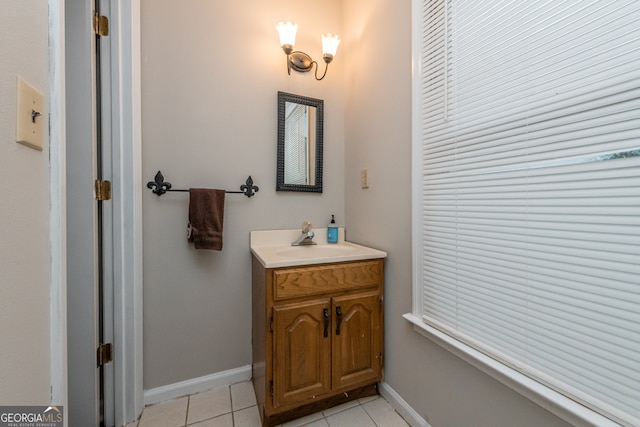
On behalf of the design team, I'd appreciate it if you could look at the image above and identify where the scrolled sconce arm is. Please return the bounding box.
[286,50,332,81]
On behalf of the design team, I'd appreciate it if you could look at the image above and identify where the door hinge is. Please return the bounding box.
[95,179,112,201]
[379,352,384,366]
[97,343,113,367]
[93,12,109,36]
[269,380,274,396]
[269,316,273,332]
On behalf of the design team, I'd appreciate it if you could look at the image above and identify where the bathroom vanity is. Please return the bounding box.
[250,229,387,426]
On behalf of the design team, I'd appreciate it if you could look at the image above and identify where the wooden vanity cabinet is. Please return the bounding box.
[272,298,332,408]
[252,257,384,427]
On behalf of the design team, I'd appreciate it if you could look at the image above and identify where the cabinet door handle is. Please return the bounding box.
[335,306,343,335]
[323,308,330,338]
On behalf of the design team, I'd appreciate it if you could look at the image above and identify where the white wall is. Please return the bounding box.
[140,0,345,389]
[0,1,52,404]
[342,0,572,426]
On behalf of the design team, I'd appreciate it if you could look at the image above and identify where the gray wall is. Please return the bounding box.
[140,0,345,389]
[342,0,572,426]
[0,0,52,404]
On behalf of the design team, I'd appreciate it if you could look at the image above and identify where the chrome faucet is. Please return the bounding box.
[291,221,317,246]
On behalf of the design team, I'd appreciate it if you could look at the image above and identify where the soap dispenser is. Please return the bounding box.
[327,215,338,244]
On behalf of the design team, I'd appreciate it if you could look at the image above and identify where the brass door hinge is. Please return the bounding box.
[269,380,274,396]
[93,13,109,36]
[97,343,113,367]
[269,316,273,332]
[95,179,112,201]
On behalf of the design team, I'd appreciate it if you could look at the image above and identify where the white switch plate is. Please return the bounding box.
[16,77,44,151]
[361,169,369,189]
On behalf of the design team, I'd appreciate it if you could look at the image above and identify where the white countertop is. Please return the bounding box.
[250,228,387,268]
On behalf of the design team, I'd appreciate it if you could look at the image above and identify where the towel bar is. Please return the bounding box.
[146,170,259,198]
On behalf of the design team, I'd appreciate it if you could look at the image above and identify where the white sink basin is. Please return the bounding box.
[274,244,359,259]
[250,229,387,268]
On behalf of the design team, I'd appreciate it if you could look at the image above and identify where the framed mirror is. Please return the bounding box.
[277,91,324,193]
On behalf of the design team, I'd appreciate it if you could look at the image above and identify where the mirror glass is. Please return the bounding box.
[277,91,323,192]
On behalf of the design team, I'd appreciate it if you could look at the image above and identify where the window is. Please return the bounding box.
[411,1,640,425]
[284,103,310,185]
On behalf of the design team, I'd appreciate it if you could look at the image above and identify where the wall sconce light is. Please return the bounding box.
[276,21,340,81]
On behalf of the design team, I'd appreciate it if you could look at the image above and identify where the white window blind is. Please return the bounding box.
[284,102,310,185]
[414,1,640,425]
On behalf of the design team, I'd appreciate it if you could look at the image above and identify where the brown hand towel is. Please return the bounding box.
[187,188,225,250]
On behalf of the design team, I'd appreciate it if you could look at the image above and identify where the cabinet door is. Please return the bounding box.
[273,298,332,408]
[332,291,382,389]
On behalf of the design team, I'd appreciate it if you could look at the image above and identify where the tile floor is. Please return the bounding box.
[124,381,409,427]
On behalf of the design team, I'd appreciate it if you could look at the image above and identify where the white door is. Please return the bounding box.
[65,0,114,425]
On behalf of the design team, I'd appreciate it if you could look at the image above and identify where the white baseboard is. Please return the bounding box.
[143,365,252,406]
[379,381,430,427]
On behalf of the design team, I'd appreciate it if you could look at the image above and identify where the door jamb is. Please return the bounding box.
[49,0,68,417]
[103,1,144,424]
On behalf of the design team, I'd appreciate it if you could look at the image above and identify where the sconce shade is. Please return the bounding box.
[322,33,341,59]
[276,22,298,52]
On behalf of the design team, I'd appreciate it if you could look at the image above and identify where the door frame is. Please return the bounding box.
[49,0,144,425]
[49,0,68,418]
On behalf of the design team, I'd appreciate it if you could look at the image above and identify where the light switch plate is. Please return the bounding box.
[16,76,44,151]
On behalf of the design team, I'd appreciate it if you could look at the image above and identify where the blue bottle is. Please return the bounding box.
[327,215,338,244]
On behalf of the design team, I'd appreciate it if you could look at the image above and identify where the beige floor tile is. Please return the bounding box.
[136,382,401,427]
[187,413,233,427]
[299,418,330,427]
[187,386,232,425]
[232,405,262,427]
[322,400,360,417]
[362,398,409,427]
[281,410,324,427]
[357,395,379,405]
[231,381,257,411]
[325,405,376,427]
[138,396,188,427]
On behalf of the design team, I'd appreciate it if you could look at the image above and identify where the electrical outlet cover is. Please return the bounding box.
[16,76,44,151]
[361,169,369,189]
